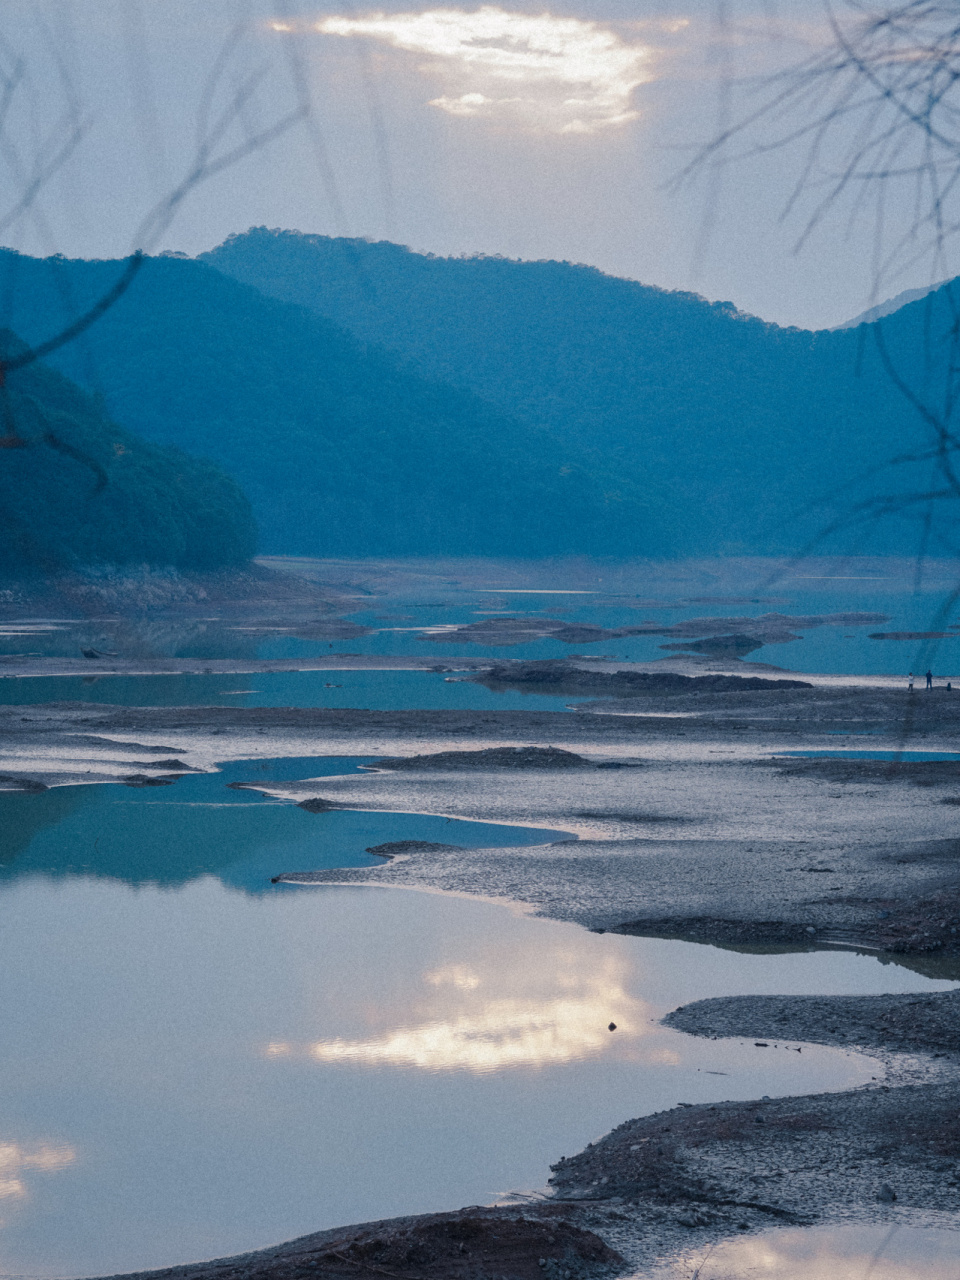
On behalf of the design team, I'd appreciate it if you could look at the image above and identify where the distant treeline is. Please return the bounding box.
[1,233,957,562]
[206,229,960,557]
[0,330,255,572]
[0,249,667,559]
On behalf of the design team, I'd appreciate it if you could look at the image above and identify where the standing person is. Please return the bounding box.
[926,669,933,689]
[908,672,915,691]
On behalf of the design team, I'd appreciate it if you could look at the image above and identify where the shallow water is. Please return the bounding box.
[262,596,960,675]
[0,759,955,1277]
[653,1223,960,1279]
[779,750,960,761]
[254,557,960,676]
[7,556,960,676]
[0,669,586,711]
[0,756,570,893]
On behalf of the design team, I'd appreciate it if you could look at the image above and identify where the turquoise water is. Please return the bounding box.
[0,756,571,893]
[6,556,960,676]
[0,669,587,711]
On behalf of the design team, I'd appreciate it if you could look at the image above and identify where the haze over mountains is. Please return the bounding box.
[2,230,958,567]
[834,281,948,330]
[0,331,254,573]
[206,229,960,557]
[0,250,660,560]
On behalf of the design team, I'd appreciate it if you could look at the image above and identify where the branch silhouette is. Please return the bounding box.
[0,22,309,484]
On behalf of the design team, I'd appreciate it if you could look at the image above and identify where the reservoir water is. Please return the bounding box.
[0,758,955,1277]
[652,1223,960,1279]
[0,669,587,712]
[3,559,960,1277]
[7,555,960,678]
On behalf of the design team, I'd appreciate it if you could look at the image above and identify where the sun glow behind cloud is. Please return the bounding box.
[275,8,655,133]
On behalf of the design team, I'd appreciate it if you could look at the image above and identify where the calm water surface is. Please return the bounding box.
[7,556,960,676]
[653,1223,960,1279]
[0,670,586,712]
[0,759,955,1277]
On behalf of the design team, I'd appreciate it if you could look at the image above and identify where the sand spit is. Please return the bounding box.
[0,653,489,679]
[5,687,960,956]
[81,1013,960,1280]
[544,996,960,1274]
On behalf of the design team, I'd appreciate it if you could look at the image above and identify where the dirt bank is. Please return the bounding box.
[545,986,960,1271]
[87,1209,625,1280]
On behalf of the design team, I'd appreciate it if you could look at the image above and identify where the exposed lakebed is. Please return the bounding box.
[0,756,953,1277]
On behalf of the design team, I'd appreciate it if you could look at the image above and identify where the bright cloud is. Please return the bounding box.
[0,1141,76,1202]
[301,8,653,133]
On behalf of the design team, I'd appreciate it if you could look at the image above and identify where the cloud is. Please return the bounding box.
[302,8,653,133]
[0,1141,76,1203]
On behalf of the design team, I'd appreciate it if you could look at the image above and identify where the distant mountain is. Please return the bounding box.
[833,281,949,330]
[6,233,959,562]
[0,330,255,573]
[0,250,667,558]
[202,228,955,556]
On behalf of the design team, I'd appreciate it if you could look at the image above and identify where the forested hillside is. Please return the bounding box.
[0,251,668,558]
[204,228,954,556]
[0,331,255,572]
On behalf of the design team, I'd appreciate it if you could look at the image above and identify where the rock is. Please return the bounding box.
[374,746,593,771]
[297,797,343,812]
[366,841,465,856]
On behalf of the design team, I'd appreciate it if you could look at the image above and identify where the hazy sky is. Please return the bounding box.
[2,0,956,329]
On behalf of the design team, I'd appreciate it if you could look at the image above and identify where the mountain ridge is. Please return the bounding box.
[0,328,256,572]
[0,248,666,559]
[202,227,953,556]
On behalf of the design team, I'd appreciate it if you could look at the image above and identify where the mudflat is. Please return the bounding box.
[5,662,959,1276]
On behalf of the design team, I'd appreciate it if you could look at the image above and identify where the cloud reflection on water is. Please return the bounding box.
[0,1141,75,1211]
[263,949,676,1073]
[660,1224,960,1280]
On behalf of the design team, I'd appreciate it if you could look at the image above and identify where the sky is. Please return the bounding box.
[1,0,957,330]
